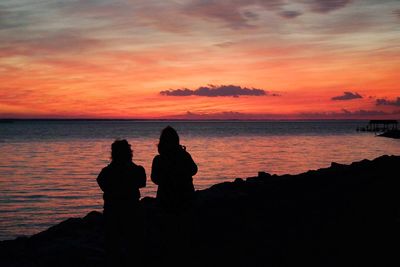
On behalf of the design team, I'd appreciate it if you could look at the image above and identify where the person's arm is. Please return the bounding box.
[136,165,146,188]
[96,168,107,192]
[151,156,162,185]
[183,151,198,176]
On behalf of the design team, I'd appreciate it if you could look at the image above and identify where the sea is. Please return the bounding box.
[0,120,399,240]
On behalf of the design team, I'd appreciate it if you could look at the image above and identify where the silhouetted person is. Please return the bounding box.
[151,126,197,212]
[97,139,146,267]
[150,126,198,265]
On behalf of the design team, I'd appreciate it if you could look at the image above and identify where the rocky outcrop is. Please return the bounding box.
[379,130,400,139]
[1,155,400,267]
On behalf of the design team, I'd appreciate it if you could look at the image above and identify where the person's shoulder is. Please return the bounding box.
[152,154,161,162]
[101,164,112,172]
[181,148,193,158]
[130,162,145,171]
[136,164,145,172]
[98,164,111,177]
[130,163,146,178]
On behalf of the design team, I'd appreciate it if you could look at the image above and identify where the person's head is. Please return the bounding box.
[158,126,180,155]
[111,139,133,163]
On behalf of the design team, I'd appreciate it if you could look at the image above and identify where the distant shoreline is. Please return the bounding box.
[0,118,372,122]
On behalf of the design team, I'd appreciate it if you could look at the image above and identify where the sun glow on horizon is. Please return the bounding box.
[0,0,399,119]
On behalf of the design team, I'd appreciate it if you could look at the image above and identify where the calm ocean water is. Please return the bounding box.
[0,120,399,240]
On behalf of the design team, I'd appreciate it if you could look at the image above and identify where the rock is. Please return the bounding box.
[258,171,271,178]
[378,130,400,139]
[234,177,244,184]
[330,162,343,168]
[1,155,400,267]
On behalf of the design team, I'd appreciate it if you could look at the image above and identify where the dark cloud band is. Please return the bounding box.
[160,85,271,97]
[307,0,353,13]
[376,97,400,107]
[331,92,362,100]
[278,10,302,19]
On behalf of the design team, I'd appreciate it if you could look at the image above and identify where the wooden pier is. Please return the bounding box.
[357,120,398,132]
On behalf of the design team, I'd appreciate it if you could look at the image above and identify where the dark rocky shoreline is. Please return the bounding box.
[378,130,400,139]
[1,155,400,266]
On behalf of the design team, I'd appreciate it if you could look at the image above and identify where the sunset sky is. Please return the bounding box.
[0,0,399,119]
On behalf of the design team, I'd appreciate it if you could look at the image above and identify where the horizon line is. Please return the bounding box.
[0,118,379,122]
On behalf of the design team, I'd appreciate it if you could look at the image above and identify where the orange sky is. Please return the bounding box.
[0,0,399,119]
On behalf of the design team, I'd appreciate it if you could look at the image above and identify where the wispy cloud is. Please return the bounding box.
[340,109,389,116]
[304,0,353,13]
[166,108,399,120]
[0,0,399,119]
[182,0,354,29]
[278,10,303,19]
[183,0,283,29]
[394,9,400,19]
[299,109,399,119]
[376,97,400,107]
[160,85,274,97]
[331,92,362,101]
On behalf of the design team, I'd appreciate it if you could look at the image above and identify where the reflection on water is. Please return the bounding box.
[0,121,399,240]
